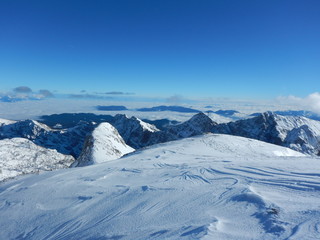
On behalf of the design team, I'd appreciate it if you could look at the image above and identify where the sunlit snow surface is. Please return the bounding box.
[1,134,320,240]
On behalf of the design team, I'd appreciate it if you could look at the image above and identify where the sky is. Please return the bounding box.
[0,0,319,100]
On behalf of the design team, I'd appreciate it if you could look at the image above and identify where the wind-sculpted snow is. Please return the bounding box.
[1,134,319,240]
[0,138,75,181]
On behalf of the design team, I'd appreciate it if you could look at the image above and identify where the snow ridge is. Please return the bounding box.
[74,123,134,166]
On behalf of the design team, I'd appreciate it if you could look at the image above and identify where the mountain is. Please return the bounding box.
[112,114,159,148]
[213,111,320,155]
[0,118,16,126]
[142,118,180,131]
[251,110,320,121]
[0,138,75,181]
[214,109,240,116]
[74,123,134,167]
[274,110,320,121]
[96,105,128,111]
[136,105,200,113]
[112,112,217,148]
[147,112,217,145]
[0,119,95,158]
[1,133,319,240]
[39,113,114,129]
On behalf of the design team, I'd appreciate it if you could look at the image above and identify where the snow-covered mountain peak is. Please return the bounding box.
[186,112,217,131]
[114,114,159,132]
[136,117,159,132]
[0,119,52,140]
[74,122,134,166]
[213,111,320,155]
[0,118,16,126]
[113,114,159,148]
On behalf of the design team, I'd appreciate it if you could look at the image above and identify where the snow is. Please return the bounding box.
[0,134,319,239]
[0,138,75,181]
[74,122,134,166]
[91,123,135,162]
[0,118,16,126]
[273,114,320,141]
[136,118,159,132]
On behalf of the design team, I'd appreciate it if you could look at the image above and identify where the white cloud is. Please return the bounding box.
[276,92,320,114]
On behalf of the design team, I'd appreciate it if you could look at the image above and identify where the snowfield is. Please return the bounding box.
[0,134,319,240]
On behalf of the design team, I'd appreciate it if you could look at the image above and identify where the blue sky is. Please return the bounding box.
[0,0,319,100]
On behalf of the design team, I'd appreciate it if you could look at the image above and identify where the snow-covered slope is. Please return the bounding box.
[213,112,320,155]
[0,138,75,181]
[0,118,16,126]
[1,134,319,240]
[74,123,134,166]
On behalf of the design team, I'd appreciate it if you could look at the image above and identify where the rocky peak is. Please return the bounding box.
[74,122,134,167]
[112,114,159,148]
[186,112,217,132]
[212,111,320,155]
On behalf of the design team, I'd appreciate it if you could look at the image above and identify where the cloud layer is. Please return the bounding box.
[277,92,320,114]
[104,91,135,95]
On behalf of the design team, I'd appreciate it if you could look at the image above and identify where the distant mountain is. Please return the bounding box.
[250,110,320,121]
[111,113,217,148]
[112,114,160,149]
[214,110,240,116]
[39,113,113,129]
[39,113,177,131]
[0,119,95,158]
[146,112,218,145]
[0,118,16,126]
[0,138,75,181]
[74,123,134,167]
[0,96,24,102]
[96,105,128,111]
[142,119,180,131]
[136,105,200,113]
[213,112,320,155]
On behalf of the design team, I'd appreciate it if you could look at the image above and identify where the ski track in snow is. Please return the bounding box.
[0,134,320,239]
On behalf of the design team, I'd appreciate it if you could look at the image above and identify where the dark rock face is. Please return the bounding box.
[112,114,159,149]
[146,112,218,146]
[213,112,283,145]
[111,113,217,148]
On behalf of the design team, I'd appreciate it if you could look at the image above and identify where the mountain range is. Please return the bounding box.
[1,110,320,239]
[1,111,320,181]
